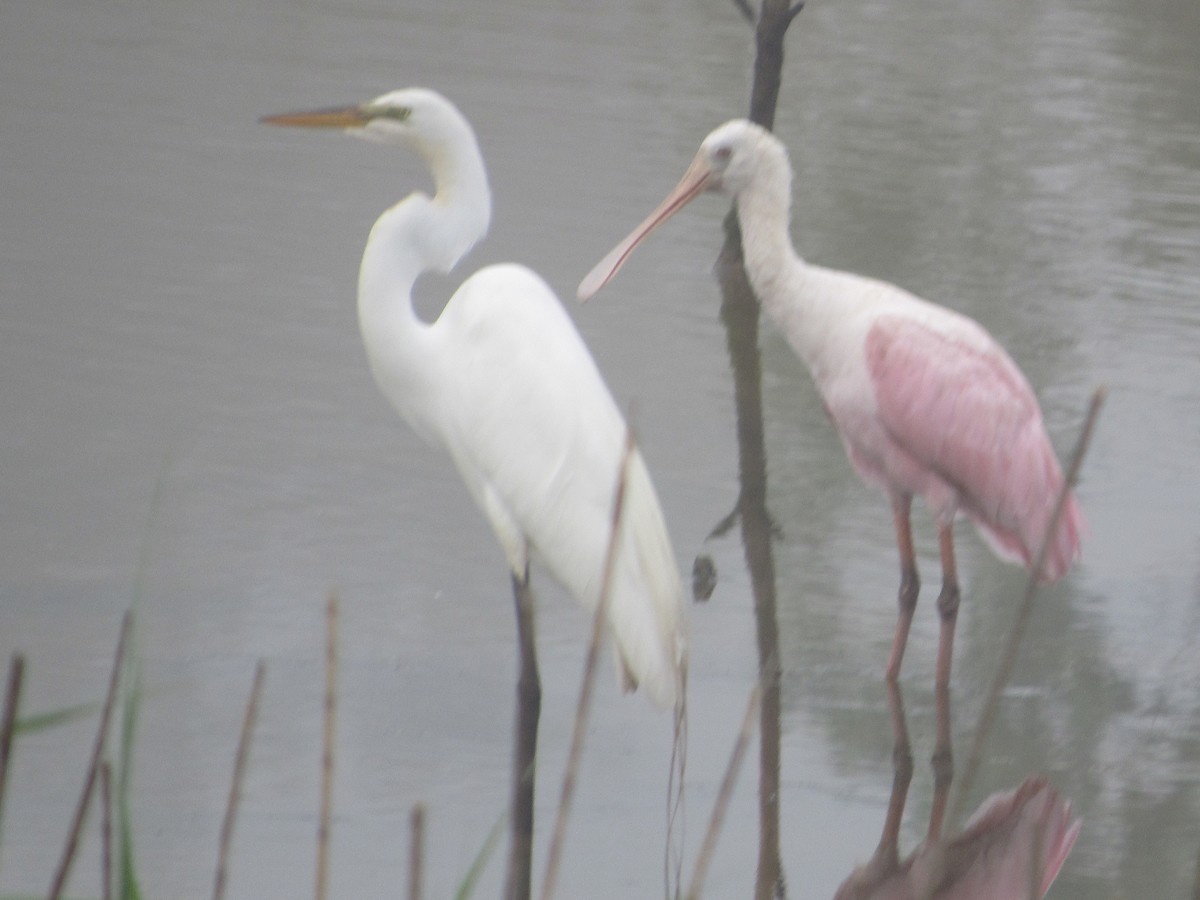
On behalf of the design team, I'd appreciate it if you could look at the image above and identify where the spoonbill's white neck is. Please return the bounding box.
[727,136,805,322]
[717,127,865,385]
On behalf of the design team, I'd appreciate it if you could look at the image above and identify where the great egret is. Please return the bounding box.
[580,119,1083,687]
[263,88,686,900]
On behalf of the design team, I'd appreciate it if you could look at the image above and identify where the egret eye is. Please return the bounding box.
[713,145,733,164]
[366,104,412,122]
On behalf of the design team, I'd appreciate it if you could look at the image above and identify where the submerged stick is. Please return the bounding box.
[213,660,266,900]
[685,680,763,900]
[949,387,1105,827]
[315,594,339,900]
[539,429,637,900]
[47,611,132,900]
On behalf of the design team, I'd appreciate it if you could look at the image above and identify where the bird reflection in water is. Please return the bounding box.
[833,683,1079,900]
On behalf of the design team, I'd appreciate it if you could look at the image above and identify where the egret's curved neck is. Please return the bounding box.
[361,119,492,295]
[356,119,492,438]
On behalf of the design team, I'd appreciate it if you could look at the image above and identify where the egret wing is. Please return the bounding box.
[437,264,685,707]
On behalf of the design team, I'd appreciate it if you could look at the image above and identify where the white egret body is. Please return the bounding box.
[264,88,688,900]
[263,89,686,708]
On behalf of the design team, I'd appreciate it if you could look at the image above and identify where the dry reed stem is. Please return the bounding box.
[100,761,113,900]
[684,680,762,900]
[47,610,132,900]
[408,803,425,900]
[0,654,24,834]
[539,428,637,900]
[948,386,1105,829]
[665,684,689,899]
[315,593,339,900]
[212,660,266,900]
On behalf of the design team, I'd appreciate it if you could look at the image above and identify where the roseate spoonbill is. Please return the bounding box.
[579,119,1084,686]
[834,776,1081,899]
[262,88,686,900]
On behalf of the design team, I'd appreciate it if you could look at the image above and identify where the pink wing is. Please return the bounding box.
[866,316,1083,582]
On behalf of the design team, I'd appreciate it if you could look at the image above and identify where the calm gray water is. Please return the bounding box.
[2,0,1198,897]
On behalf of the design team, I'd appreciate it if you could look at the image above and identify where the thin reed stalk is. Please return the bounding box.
[0,654,25,846]
[539,429,636,900]
[315,593,339,900]
[100,761,113,900]
[948,387,1105,827]
[408,803,425,900]
[47,610,132,900]
[455,809,507,900]
[213,661,267,900]
[685,680,763,900]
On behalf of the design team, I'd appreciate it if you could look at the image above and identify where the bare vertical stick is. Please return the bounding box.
[212,660,266,900]
[684,680,762,900]
[539,429,637,900]
[47,611,132,900]
[408,803,426,900]
[0,653,24,840]
[714,189,787,900]
[315,593,339,900]
[949,387,1104,827]
[100,761,113,900]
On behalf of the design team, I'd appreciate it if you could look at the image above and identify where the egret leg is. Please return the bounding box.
[885,496,920,681]
[505,570,541,900]
[926,526,959,842]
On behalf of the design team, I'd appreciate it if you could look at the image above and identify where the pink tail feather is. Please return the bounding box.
[966,398,1086,584]
[970,490,1085,584]
[1034,493,1085,583]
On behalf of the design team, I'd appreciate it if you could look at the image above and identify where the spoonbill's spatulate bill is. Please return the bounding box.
[580,119,1083,686]
[264,88,687,900]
